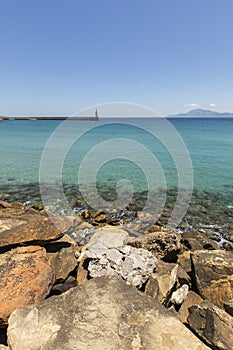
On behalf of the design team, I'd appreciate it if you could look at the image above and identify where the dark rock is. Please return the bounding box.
[80,209,91,220]
[47,245,78,283]
[50,276,77,295]
[182,231,219,251]
[177,291,203,323]
[188,301,233,350]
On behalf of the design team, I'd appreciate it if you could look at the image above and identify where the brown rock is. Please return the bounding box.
[7,276,210,350]
[148,224,164,232]
[177,291,203,323]
[191,250,233,310]
[77,254,89,285]
[188,301,233,350]
[11,202,24,210]
[0,201,11,209]
[80,209,91,220]
[0,246,54,326]
[182,231,219,251]
[145,261,190,306]
[223,300,233,316]
[128,230,182,262]
[0,219,26,234]
[0,215,75,250]
[47,245,78,282]
[177,251,192,273]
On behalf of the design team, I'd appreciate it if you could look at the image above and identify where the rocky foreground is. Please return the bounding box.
[0,200,233,349]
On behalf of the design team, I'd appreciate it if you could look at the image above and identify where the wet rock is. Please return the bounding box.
[0,246,54,326]
[182,231,219,251]
[177,291,203,324]
[80,209,91,219]
[31,203,44,211]
[93,210,106,223]
[222,241,233,251]
[191,250,233,310]
[7,276,210,350]
[128,230,182,262]
[0,215,75,250]
[188,301,233,350]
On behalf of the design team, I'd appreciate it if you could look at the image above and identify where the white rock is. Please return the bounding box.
[170,284,189,305]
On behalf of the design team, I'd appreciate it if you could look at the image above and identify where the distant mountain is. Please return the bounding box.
[169,109,233,117]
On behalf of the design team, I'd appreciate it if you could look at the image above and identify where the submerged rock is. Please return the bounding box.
[7,276,210,350]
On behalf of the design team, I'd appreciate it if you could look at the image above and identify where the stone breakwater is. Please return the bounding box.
[0,200,233,349]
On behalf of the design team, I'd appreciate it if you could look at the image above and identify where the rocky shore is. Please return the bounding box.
[0,199,233,349]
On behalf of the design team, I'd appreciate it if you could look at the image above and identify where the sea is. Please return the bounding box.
[0,117,233,239]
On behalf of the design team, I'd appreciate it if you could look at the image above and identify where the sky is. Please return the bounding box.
[0,0,233,116]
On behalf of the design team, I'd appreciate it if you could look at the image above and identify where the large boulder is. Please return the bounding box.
[191,250,233,310]
[0,246,54,326]
[188,301,233,350]
[0,216,75,251]
[7,276,210,350]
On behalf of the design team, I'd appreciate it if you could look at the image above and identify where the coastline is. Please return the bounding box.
[0,181,233,248]
[0,116,99,121]
[0,196,232,348]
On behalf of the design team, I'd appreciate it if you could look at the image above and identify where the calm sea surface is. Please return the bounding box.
[0,117,233,233]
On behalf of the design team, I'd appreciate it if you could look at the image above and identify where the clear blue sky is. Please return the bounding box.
[1,0,233,116]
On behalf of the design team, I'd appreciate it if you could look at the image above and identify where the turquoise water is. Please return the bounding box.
[0,117,232,194]
[1,117,233,234]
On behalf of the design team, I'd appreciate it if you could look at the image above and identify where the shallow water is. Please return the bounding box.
[0,117,233,235]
